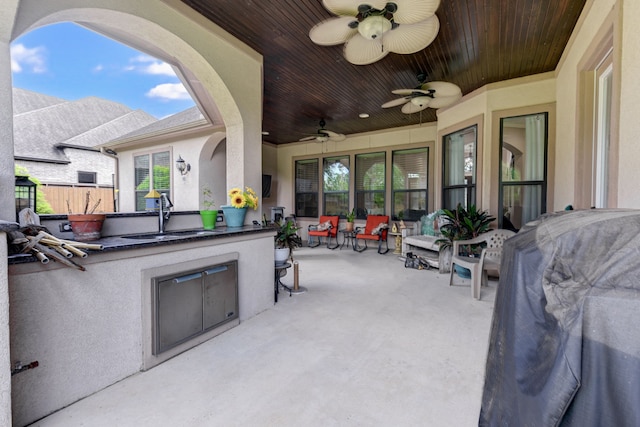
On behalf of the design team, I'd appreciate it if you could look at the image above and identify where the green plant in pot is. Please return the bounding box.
[436,204,495,273]
[274,219,302,264]
[345,208,356,232]
[200,186,218,230]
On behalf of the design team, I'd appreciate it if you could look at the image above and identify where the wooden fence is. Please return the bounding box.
[40,186,115,214]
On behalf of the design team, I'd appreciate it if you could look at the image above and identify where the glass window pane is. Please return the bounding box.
[323,156,349,216]
[355,152,385,217]
[501,114,546,182]
[152,151,170,192]
[442,125,477,210]
[392,148,428,220]
[500,113,547,228]
[323,156,349,191]
[295,159,319,218]
[324,193,348,216]
[502,184,543,229]
[443,126,476,186]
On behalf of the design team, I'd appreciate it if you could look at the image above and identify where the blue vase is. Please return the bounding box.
[221,205,248,227]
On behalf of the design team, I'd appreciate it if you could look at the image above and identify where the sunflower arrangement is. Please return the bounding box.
[228,186,259,210]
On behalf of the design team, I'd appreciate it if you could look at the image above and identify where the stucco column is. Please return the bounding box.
[0,2,17,421]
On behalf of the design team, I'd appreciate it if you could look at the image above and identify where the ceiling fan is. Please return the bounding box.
[299,119,346,143]
[309,0,441,65]
[382,78,462,113]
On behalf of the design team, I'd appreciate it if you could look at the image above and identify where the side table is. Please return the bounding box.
[339,229,357,250]
[274,262,292,303]
[388,231,402,254]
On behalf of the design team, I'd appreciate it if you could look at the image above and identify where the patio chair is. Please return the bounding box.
[354,215,389,254]
[307,215,339,249]
[449,229,516,300]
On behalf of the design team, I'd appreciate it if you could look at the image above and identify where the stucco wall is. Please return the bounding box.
[616,0,640,207]
[9,234,273,426]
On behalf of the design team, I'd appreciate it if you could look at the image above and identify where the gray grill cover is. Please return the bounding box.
[480,209,640,426]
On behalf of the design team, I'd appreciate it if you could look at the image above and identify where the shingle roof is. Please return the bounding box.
[113,106,205,141]
[13,88,157,162]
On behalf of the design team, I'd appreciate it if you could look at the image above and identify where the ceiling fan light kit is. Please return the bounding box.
[310,0,441,65]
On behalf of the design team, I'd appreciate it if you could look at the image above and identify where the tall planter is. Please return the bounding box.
[221,205,248,227]
[199,210,218,230]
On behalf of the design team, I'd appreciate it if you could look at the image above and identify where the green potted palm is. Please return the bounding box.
[436,204,495,273]
[274,219,302,264]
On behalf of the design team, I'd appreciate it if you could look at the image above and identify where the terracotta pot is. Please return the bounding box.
[68,214,106,242]
[344,221,354,232]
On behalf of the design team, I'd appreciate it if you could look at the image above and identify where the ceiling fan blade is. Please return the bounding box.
[322,0,387,16]
[428,93,462,109]
[383,15,440,54]
[309,17,357,46]
[343,33,388,65]
[391,88,432,96]
[299,136,318,142]
[392,0,441,24]
[325,130,346,141]
[382,97,410,108]
[401,101,429,114]
[422,81,462,98]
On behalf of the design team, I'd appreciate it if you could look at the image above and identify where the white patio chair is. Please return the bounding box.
[449,229,516,300]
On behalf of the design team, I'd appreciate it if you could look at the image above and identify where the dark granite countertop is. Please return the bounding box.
[8,225,275,265]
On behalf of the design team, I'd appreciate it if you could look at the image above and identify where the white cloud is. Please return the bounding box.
[93,64,104,73]
[143,62,176,76]
[10,43,47,73]
[127,55,176,76]
[146,83,190,100]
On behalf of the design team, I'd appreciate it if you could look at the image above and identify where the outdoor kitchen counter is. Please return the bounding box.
[8,225,276,265]
[8,224,276,426]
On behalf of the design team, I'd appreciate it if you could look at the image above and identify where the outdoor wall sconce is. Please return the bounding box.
[175,155,191,176]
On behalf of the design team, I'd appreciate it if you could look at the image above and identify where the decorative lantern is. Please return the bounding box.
[15,176,37,220]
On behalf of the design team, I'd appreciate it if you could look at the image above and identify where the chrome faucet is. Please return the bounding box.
[159,193,173,233]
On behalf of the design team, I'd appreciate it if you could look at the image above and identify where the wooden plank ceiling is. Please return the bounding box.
[180,0,587,145]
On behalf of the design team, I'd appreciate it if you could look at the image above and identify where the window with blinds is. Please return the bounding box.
[392,148,428,221]
[134,150,171,211]
[323,156,349,216]
[355,152,385,219]
[295,158,319,218]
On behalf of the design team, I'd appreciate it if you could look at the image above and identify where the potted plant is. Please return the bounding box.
[344,208,356,232]
[436,204,495,274]
[67,191,106,242]
[221,186,259,227]
[274,219,302,264]
[200,186,218,230]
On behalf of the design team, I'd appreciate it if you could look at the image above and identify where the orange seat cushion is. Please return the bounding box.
[356,215,389,240]
[308,215,339,237]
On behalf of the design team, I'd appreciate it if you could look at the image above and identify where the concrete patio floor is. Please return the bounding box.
[33,245,497,426]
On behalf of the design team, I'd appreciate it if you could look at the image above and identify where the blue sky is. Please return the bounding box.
[10,22,195,119]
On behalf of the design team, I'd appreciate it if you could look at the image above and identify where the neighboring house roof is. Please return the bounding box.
[112,106,206,142]
[12,88,158,163]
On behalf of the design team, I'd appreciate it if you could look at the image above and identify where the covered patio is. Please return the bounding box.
[35,246,495,426]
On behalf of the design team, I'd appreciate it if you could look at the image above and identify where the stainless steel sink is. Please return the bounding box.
[120,230,221,240]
